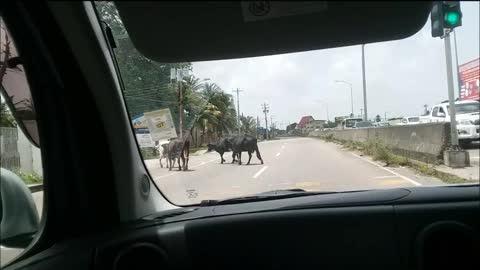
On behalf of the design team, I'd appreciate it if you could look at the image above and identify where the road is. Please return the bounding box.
[464,142,480,166]
[2,137,478,266]
[150,137,450,206]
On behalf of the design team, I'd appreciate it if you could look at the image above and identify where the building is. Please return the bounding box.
[304,120,326,133]
[296,116,315,129]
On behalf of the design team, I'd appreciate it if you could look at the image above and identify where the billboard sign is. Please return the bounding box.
[144,108,177,142]
[131,113,154,148]
[459,58,479,101]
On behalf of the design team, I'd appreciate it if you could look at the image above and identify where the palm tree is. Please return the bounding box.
[200,83,237,137]
[240,115,256,136]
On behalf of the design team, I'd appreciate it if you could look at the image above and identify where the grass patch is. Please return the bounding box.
[13,170,43,185]
[316,135,468,184]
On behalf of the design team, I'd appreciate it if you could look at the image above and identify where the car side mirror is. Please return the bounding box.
[0,168,40,248]
[437,112,446,117]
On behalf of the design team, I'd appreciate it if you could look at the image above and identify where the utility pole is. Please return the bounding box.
[232,88,243,135]
[261,103,269,140]
[256,116,260,139]
[360,108,363,119]
[361,44,368,121]
[384,112,387,122]
[453,29,462,98]
[178,81,183,138]
[270,115,274,139]
[444,31,460,147]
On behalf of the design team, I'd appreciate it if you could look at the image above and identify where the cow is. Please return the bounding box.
[155,141,169,168]
[167,131,192,171]
[230,135,264,165]
[207,137,235,164]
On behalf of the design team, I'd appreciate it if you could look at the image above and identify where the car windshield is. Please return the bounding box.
[448,103,480,114]
[345,119,363,127]
[93,2,480,206]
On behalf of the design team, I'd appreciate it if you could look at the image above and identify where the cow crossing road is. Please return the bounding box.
[150,137,452,205]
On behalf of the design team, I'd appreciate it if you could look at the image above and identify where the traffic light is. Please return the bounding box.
[431,2,445,37]
[443,1,462,29]
[431,1,462,38]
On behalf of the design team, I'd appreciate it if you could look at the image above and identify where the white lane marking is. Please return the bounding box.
[351,153,422,186]
[153,158,220,180]
[253,166,269,179]
[276,152,281,157]
[374,175,398,179]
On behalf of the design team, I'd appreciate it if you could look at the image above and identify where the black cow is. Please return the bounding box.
[230,135,264,165]
[207,137,238,164]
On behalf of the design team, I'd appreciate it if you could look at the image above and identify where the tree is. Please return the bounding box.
[240,115,256,136]
[95,2,191,117]
[0,99,16,127]
[375,115,381,122]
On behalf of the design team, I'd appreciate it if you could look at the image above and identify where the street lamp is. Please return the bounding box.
[335,80,353,117]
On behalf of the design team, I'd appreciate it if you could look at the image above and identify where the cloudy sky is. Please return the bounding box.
[192,2,479,128]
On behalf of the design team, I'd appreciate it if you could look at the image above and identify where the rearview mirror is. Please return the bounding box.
[0,168,40,248]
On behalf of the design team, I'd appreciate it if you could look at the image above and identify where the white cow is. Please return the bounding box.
[155,140,170,168]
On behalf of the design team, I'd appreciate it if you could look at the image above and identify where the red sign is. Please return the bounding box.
[459,58,479,101]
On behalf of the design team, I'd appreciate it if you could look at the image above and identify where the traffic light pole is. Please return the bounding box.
[443,31,459,147]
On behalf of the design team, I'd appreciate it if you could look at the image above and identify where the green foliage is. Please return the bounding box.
[13,170,43,184]
[95,1,191,119]
[240,115,256,136]
[94,2,238,143]
[0,99,16,127]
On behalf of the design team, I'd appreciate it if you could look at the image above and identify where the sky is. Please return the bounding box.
[192,1,479,129]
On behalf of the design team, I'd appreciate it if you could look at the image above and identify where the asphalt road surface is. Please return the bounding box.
[2,137,477,266]
[150,137,449,206]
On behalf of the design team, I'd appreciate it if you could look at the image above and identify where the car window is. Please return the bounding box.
[93,1,480,207]
[1,17,44,267]
[438,107,446,116]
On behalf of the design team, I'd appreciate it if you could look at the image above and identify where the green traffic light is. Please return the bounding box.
[445,11,460,25]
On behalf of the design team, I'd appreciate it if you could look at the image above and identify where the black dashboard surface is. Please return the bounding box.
[7,185,480,270]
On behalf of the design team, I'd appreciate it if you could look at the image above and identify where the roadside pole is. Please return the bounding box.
[444,31,459,147]
[178,81,183,138]
[233,88,243,135]
[453,30,462,98]
[261,103,269,140]
[361,44,368,121]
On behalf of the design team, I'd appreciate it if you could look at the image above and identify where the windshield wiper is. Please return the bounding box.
[200,189,338,206]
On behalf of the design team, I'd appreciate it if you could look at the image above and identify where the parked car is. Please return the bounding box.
[353,121,374,128]
[427,100,480,145]
[374,121,390,127]
[399,116,421,125]
[341,117,363,129]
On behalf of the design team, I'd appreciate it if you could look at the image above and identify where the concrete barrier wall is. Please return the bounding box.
[310,123,450,163]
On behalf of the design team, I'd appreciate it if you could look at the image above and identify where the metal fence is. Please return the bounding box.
[0,127,21,170]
